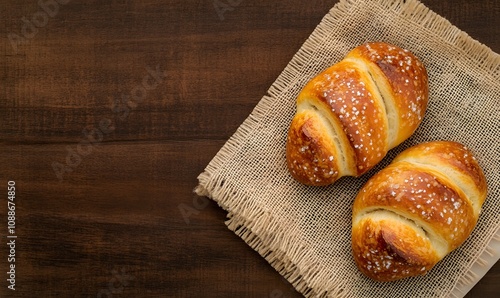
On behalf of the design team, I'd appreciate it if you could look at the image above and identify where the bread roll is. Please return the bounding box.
[351,141,487,281]
[286,42,428,185]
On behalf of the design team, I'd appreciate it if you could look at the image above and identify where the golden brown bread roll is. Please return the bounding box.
[286,42,428,186]
[351,141,488,282]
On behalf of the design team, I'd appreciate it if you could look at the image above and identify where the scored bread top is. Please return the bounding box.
[286,42,429,186]
[352,162,477,253]
[296,60,389,177]
[346,43,429,147]
[392,141,488,215]
[351,141,487,282]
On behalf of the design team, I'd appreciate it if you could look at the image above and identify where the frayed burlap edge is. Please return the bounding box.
[196,0,500,296]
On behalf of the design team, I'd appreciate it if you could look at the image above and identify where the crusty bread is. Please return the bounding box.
[351,141,487,281]
[286,42,428,186]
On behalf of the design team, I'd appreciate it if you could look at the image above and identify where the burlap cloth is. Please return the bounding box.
[196,0,500,296]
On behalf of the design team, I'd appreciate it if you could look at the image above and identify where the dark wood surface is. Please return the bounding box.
[1,0,498,297]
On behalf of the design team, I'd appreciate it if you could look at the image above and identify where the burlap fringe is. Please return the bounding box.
[450,228,500,297]
[196,0,500,296]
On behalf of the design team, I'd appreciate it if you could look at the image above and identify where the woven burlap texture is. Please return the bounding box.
[196,0,500,297]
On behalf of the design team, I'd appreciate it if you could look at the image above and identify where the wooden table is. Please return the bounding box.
[1,0,498,296]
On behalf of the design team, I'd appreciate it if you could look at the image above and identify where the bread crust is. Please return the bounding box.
[286,42,428,186]
[352,141,487,281]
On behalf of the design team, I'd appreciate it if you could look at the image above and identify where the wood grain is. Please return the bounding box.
[1,0,498,297]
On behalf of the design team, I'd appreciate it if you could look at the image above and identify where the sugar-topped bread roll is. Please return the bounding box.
[286,42,428,186]
[351,141,487,281]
